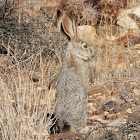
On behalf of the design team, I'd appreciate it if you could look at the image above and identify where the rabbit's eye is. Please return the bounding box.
[83,44,88,48]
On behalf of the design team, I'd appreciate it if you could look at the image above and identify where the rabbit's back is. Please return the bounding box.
[55,65,87,131]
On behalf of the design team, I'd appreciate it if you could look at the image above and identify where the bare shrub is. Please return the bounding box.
[0,1,65,139]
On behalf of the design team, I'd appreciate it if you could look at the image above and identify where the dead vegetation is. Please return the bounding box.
[0,0,140,139]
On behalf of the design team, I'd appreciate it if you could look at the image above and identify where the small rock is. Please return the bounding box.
[104,111,109,116]
[117,6,140,29]
[88,102,94,107]
[89,115,102,122]
[133,88,140,96]
[30,74,39,82]
[101,100,118,111]
[126,108,132,114]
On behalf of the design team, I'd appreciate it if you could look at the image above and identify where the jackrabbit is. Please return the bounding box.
[54,10,95,132]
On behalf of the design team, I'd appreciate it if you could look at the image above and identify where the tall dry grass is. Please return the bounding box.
[0,54,58,139]
[0,1,62,139]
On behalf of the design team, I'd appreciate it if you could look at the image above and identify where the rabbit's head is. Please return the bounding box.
[57,10,95,61]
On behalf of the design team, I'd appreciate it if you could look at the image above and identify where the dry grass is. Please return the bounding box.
[0,1,63,139]
[0,66,51,139]
[0,0,140,139]
[0,52,59,139]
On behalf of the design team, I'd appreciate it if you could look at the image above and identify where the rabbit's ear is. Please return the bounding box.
[57,10,63,31]
[57,10,77,40]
